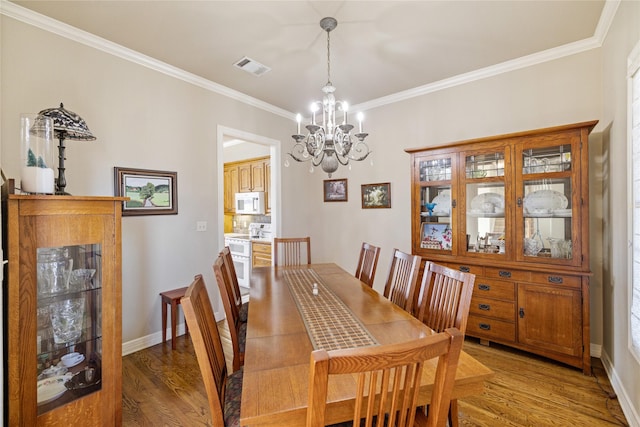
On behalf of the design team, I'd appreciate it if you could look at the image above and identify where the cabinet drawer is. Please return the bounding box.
[484,267,530,281]
[467,315,516,342]
[529,272,581,288]
[473,278,515,301]
[440,262,484,276]
[470,297,515,321]
[252,242,272,254]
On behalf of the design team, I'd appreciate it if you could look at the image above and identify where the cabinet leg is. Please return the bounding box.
[480,339,490,346]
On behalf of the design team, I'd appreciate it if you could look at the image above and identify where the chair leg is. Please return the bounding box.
[448,399,459,427]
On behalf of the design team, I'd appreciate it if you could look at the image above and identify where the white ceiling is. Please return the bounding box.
[10,1,608,115]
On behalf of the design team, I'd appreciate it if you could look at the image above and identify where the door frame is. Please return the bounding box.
[217,125,281,250]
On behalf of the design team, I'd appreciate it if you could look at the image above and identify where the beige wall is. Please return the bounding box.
[2,2,639,422]
[0,16,304,348]
[601,0,640,420]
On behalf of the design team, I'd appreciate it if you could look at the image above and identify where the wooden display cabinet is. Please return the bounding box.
[406,121,597,374]
[3,195,125,425]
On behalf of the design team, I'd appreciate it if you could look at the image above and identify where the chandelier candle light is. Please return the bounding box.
[286,17,371,177]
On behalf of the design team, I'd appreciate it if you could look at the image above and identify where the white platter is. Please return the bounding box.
[37,374,72,405]
[523,190,568,213]
[553,209,572,217]
[524,212,554,218]
[470,192,505,213]
[467,211,505,218]
[431,193,451,215]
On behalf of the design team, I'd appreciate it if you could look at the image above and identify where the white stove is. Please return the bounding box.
[224,223,271,290]
[249,222,273,242]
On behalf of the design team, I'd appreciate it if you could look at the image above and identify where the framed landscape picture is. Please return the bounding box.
[361,182,391,209]
[324,178,348,202]
[114,167,178,216]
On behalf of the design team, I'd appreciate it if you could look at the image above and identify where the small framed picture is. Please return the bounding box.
[324,178,348,202]
[361,182,391,209]
[114,167,178,216]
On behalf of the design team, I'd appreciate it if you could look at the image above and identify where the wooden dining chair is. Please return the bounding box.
[220,246,249,323]
[181,274,243,427]
[213,254,246,372]
[354,242,381,287]
[273,237,311,266]
[415,262,476,427]
[382,249,422,315]
[306,328,464,427]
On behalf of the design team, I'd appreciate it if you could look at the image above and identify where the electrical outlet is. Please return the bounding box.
[196,221,207,232]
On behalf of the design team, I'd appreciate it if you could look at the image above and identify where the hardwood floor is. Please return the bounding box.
[122,321,629,426]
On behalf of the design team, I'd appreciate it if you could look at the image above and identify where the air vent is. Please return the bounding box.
[233,56,271,77]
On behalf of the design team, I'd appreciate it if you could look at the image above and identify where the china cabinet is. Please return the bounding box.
[406,120,597,374]
[3,195,125,425]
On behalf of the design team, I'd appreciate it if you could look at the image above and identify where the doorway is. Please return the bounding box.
[216,125,280,251]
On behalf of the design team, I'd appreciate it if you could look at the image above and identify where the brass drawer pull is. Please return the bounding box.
[479,304,491,311]
[459,266,470,273]
[548,276,564,284]
[479,323,491,330]
[478,284,491,291]
[499,270,512,278]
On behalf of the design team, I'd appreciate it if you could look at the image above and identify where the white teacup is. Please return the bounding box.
[61,352,83,367]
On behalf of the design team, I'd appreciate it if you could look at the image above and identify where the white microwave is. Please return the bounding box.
[235,191,265,215]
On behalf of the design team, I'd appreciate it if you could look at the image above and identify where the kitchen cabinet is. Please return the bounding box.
[4,195,125,425]
[223,164,239,213]
[406,120,597,374]
[264,160,271,213]
[224,156,270,213]
[252,241,272,267]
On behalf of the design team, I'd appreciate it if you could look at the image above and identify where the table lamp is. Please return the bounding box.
[38,103,96,195]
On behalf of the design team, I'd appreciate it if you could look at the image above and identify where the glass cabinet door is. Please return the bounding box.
[516,141,580,265]
[462,151,508,256]
[417,155,454,253]
[36,243,102,414]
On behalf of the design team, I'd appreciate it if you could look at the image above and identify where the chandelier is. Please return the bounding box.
[286,17,371,177]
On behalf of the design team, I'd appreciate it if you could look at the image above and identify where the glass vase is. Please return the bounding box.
[20,113,55,194]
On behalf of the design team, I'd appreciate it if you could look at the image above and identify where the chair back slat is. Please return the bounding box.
[416,262,475,334]
[213,254,244,371]
[181,274,228,427]
[355,242,381,287]
[220,246,243,310]
[273,237,311,266]
[383,249,422,315]
[306,328,464,427]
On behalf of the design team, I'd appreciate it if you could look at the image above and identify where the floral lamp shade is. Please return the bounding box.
[38,103,96,141]
[37,103,96,194]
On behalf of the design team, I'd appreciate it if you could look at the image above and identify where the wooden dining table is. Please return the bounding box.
[240,263,494,426]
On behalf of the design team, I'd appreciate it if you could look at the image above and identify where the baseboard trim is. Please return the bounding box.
[122,309,225,356]
[600,349,640,427]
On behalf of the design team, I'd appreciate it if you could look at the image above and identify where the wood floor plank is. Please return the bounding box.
[122,324,629,427]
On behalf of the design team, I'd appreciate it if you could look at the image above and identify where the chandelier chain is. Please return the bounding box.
[326,30,332,86]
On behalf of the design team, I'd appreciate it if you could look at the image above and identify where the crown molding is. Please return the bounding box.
[355,0,620,112]
[2,0,620,116]
[0,0,294,120]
